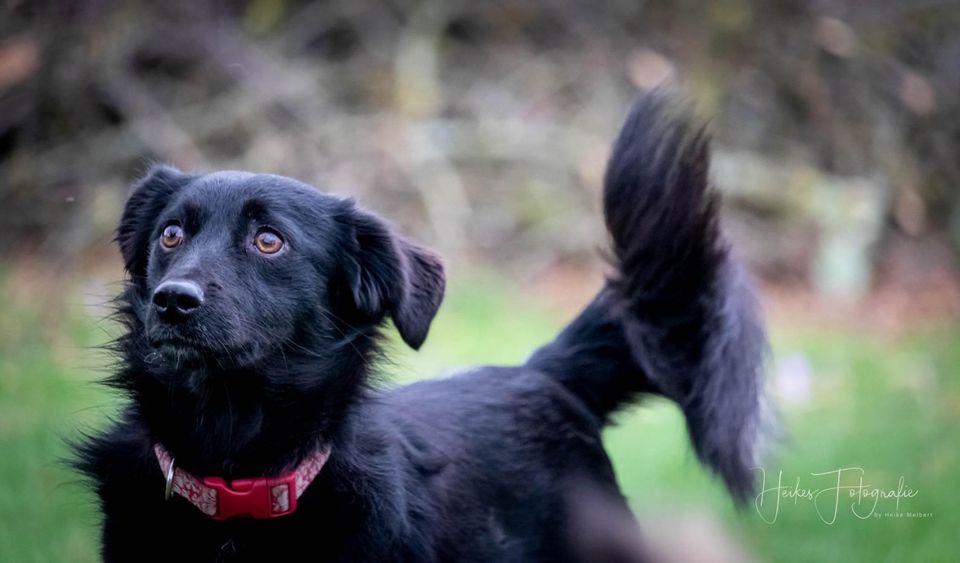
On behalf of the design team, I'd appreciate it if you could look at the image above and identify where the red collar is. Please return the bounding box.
[155,444,331,520]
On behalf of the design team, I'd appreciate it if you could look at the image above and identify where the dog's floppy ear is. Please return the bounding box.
[117,164,193,278]
[340,205,445,350]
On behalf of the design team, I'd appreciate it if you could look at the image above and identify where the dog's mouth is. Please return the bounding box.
[146,321,219,357]
[150,334,203,351]
[146,326,268,370]
[147,320,200,346]
[147,332,211,363]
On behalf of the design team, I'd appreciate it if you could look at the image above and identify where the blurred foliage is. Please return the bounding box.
[1,0,959,295]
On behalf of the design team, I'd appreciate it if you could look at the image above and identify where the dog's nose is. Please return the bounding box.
[152,280,204,321]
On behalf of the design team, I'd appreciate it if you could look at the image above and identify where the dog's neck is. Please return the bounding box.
[115,303,380,478]
[122,352,416,551]
[130,367,411,552]
[130,363,364,477]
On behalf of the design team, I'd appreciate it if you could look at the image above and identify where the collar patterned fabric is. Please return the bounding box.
[154,443,331,519]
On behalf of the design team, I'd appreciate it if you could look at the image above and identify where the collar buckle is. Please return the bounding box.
[203,471,298,520]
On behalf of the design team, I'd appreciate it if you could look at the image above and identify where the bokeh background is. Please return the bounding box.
[2,1,959,561]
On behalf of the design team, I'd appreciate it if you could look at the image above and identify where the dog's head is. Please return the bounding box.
[117,164,445,371]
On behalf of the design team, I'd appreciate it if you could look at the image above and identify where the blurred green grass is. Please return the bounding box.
[1,273,957,562]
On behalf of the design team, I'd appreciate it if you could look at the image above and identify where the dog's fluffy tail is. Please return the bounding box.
[527,92,768,501]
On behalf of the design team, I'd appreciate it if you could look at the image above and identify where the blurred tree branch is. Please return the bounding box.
[0,0,957,293]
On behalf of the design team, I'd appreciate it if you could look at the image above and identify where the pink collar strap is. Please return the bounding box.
[154,443,331,520]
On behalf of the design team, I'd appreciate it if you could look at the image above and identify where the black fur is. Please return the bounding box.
[75,93,767,562]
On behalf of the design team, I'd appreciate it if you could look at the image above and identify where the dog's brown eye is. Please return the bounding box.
[160,224,183,249]
[254,229,284,255]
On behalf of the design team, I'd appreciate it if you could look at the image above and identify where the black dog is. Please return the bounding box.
[76,93,767,562]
